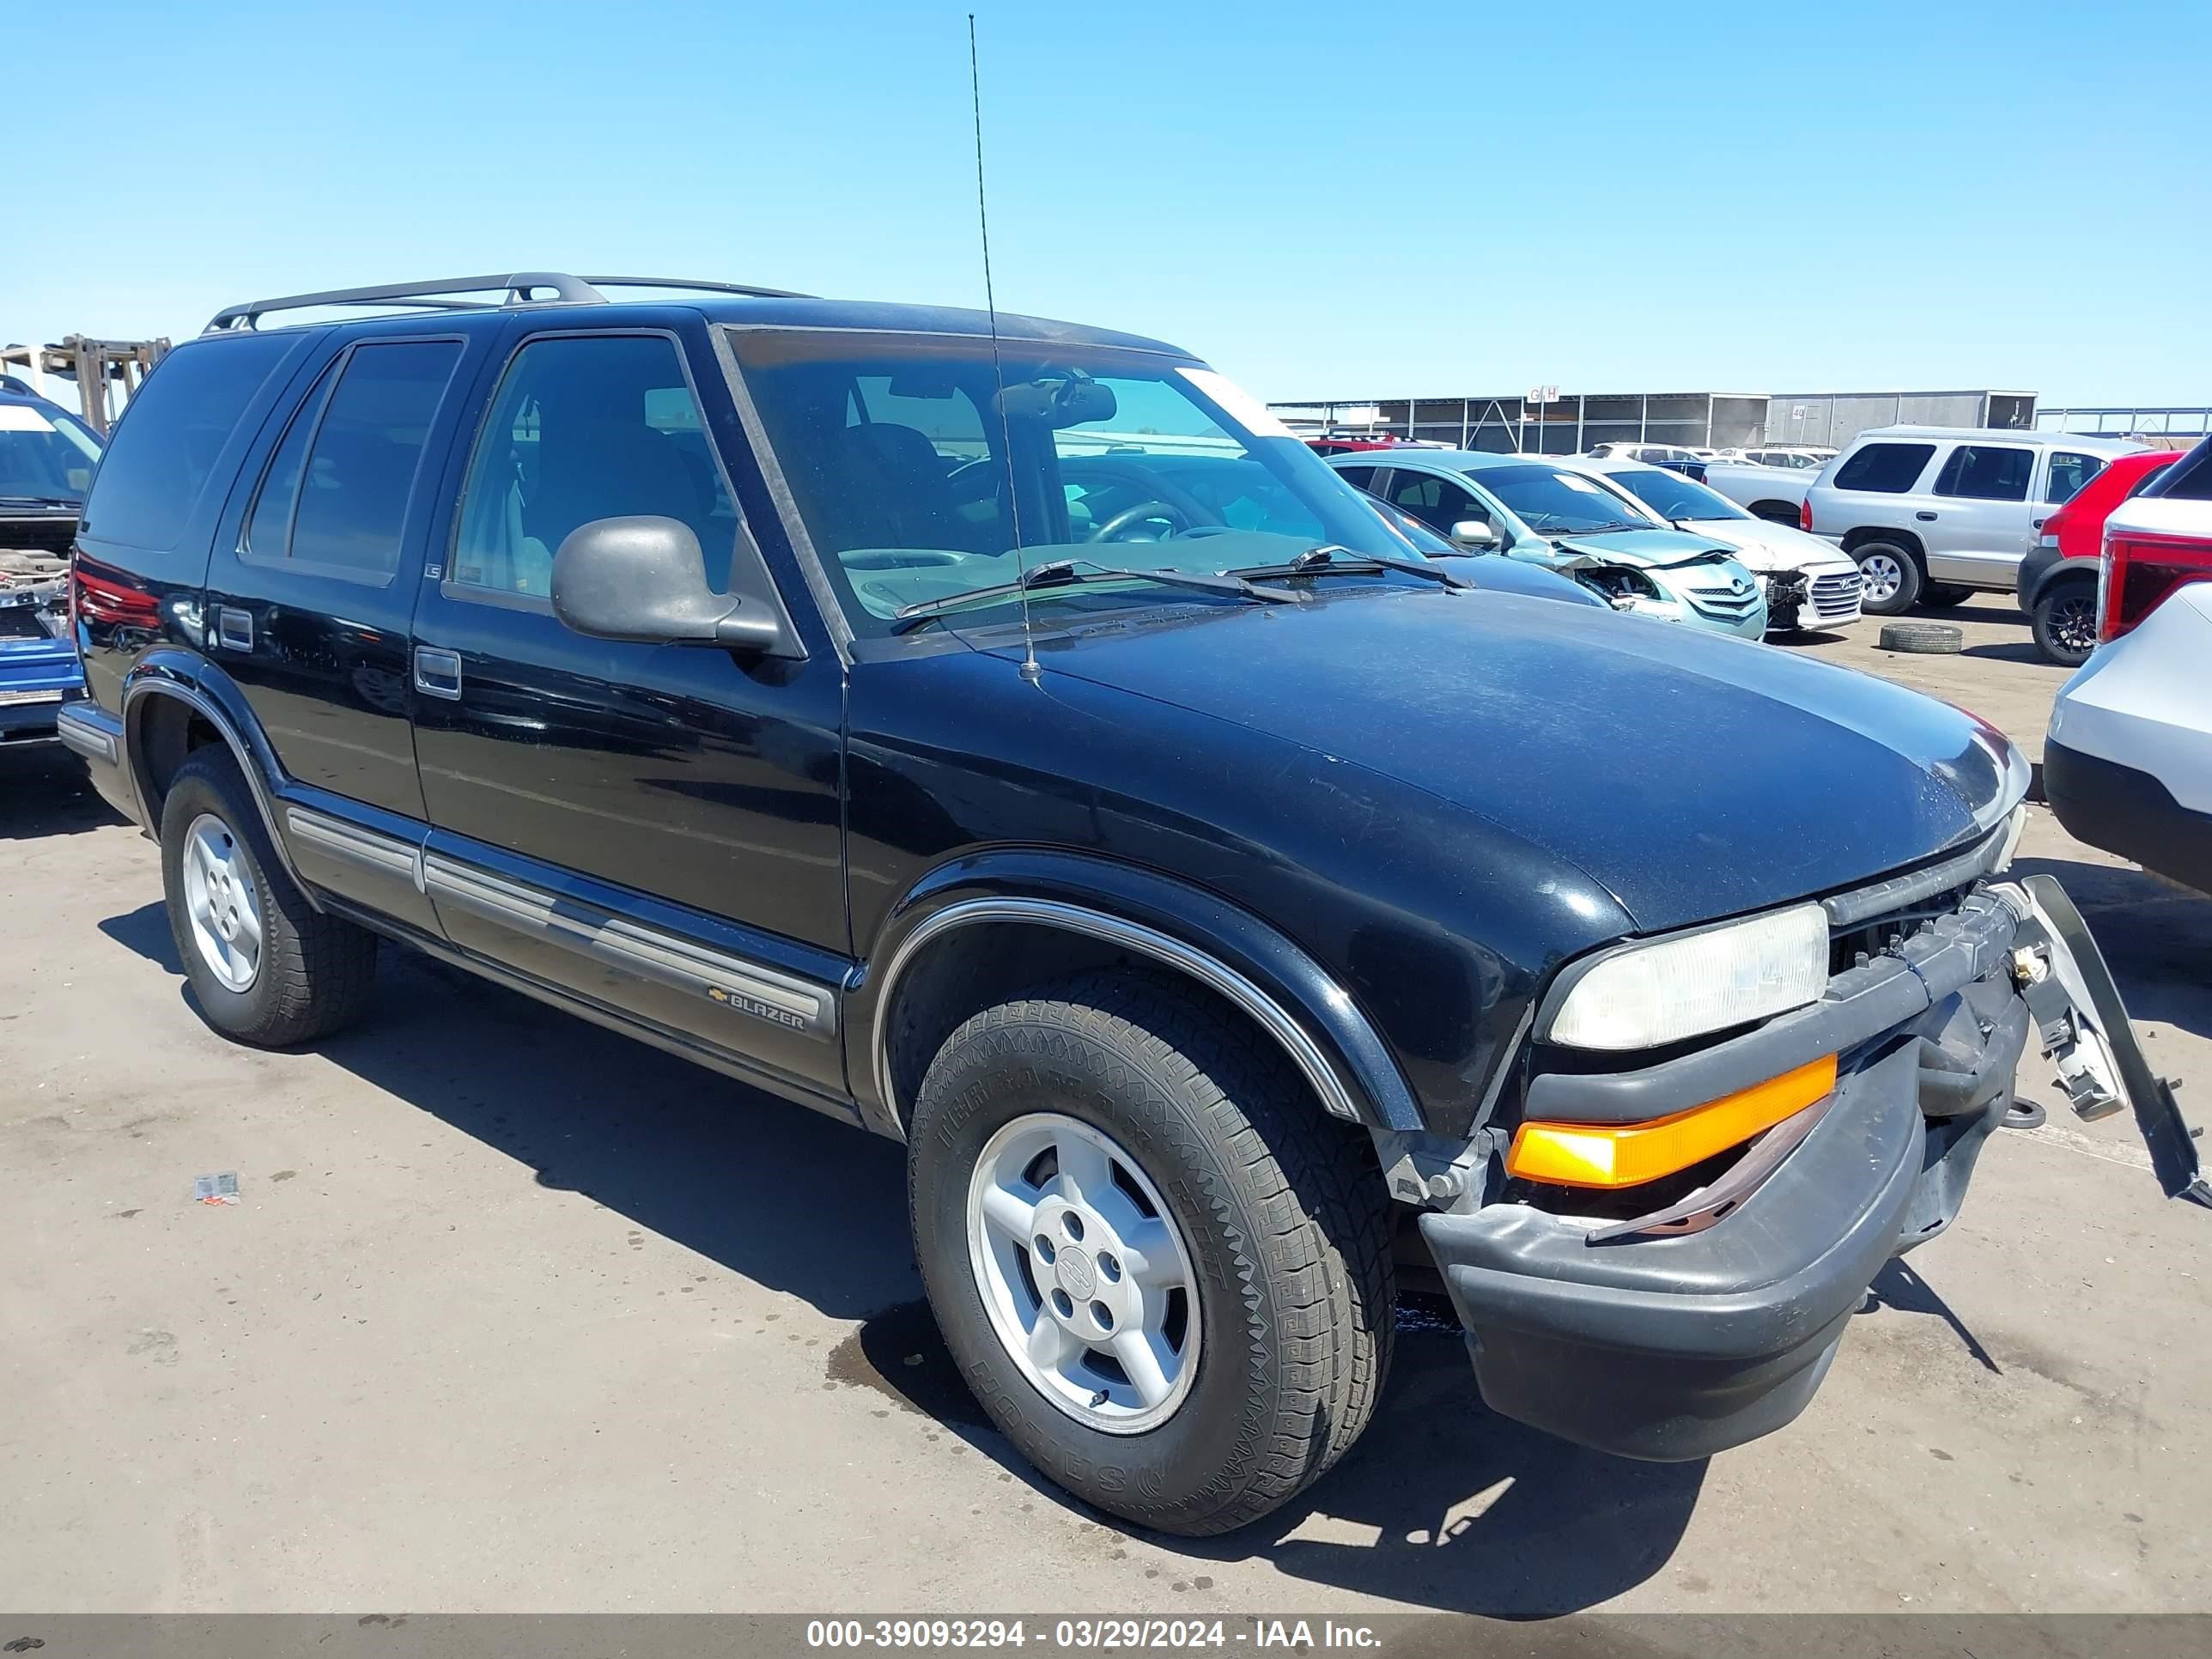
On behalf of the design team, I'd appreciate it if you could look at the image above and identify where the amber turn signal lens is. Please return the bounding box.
[1506,1054,1839,1190]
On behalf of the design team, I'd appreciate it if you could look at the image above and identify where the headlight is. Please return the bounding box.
[1992,801,2028,872]
[1546,902,1830,1050]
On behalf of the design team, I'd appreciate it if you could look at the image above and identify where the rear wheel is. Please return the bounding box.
[160,748,378,1045]
[2032,579,2099,667]
[1853,540,1923,616]
[908,969,1395,1536]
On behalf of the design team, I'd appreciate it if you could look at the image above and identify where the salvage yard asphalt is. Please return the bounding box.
[3,593,2206,1620]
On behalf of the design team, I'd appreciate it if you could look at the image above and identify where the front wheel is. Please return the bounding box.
[908,970,1395,1536]
[1853,540,1923,616]
[2032,580,2099,667]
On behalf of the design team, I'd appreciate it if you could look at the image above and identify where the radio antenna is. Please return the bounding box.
[967,12,1039,681]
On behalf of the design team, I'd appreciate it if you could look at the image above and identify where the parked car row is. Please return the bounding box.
[45,270,2201,1540]
[1802,426,2146,618]
[1328,449,1861,638]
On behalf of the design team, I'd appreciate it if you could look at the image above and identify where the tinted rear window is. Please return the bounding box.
[1832,442,1936,493]
[288,342,462,576]
[82,336,295,550]
[1932,444,2033,501]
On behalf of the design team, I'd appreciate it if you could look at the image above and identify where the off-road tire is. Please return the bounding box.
[2031,578,2099,667]
[160,747,378,1045]
[908,969,1395,1536]
[1878,621,1965,654]
[1854,539,1923,616]
[1921,581,1976,609]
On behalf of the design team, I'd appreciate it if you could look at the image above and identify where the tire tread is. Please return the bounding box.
[161,748,377,1046]
[919,969,1395,1535]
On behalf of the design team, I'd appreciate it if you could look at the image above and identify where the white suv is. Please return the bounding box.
[1804,426,2142,615]
[2046,435,2212,894]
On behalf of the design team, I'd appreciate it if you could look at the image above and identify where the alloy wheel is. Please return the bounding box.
[964,1112,1200,1434]
[181,811,262,992]
[2049,592,2098,658]
[1858,551,1904,606]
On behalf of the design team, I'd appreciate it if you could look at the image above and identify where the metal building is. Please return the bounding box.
[1268,388,2037,454]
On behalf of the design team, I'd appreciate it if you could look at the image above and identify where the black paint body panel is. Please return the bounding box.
[68,294,2021,1144]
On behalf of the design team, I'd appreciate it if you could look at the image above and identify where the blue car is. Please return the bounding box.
[0,377,98,747]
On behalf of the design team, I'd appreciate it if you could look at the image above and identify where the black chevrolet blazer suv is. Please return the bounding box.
[56,273,2203,1537]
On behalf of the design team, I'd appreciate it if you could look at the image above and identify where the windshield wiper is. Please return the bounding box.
[0,495,79,508]
[890,557,1301,632]
[1226,544,1476,591]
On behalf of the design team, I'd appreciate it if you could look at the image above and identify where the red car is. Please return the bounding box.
[2017,447,2185,665]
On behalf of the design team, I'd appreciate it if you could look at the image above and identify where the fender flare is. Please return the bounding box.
[119,650,319,908]
[2022,556,2094,613]
[854,849,1425,1135]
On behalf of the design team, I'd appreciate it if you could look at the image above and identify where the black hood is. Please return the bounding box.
[1015,586,2018,933]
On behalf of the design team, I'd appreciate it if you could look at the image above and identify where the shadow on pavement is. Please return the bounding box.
[1860,1258,1999,1373]
[0,744,127,841]
[98,904,1704,1615]
[2014,853,2212,1042]
[1960,639,2054,665]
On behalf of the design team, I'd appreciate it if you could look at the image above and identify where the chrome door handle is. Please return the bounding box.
[412,647,463,700]
[214,606,253,651]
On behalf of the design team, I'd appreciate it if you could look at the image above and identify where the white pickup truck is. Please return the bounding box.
[1701,459,1822,525]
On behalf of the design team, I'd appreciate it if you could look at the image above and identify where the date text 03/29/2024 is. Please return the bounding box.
[803,1620,1382,1650]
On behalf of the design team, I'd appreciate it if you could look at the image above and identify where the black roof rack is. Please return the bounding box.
[203,272,814,335]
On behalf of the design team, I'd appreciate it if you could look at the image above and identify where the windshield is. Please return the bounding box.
[0,402,102,501]
[1473,465,1652,536]
[727,330,1423,635]
[1607,466,1749,523]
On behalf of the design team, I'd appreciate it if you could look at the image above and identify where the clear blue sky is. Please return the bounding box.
[9,0,2208,410]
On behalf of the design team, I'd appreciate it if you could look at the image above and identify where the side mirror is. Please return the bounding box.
[1449,519,1498,550]
[552,516,792,654]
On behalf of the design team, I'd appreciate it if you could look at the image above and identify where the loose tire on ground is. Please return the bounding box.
[160,747,379,1046]
[1878,621,1964,654]
[1853,540,1923,616]
[908,969,1395,1537]
[2031,579,2100,667]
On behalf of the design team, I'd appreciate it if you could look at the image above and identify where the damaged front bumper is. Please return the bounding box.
[1414,877,2207,1462]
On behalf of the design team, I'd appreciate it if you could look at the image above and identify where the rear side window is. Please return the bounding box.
[1385,470,1482,532]
[1932,444,2032,501]
[244,362,339,559]
[1332,463,1376,489]
[82,336,293,550]
[2126,462,2173,498]
[242,341,463,578]
[1832,442,1936,494]
[2043,451,2105,505]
